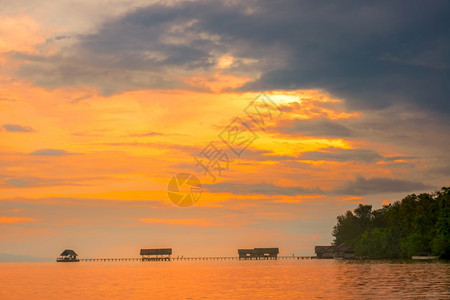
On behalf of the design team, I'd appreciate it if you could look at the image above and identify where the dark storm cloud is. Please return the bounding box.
[2,124,35,133]
[0,177,78,188]
[0,174,106,188]
[300,148,383,163]
[237,0,450,113]
[273,119,353,138]
[204,182,323,196]
[206,176,432,197]
[243,147,390,163]
[30,149,77,156]
[334,176,433,196]
[12,0,450,112]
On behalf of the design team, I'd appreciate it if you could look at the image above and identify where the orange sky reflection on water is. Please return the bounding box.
[0,261,449,299]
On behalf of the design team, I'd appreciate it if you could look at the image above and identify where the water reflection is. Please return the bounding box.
[0,260,448,299]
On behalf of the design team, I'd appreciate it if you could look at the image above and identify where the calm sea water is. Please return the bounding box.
[0,260,448,299]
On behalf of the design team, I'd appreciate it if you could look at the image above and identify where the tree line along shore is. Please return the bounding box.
[332,187,450,259]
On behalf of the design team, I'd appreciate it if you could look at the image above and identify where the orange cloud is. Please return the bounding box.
[216,55,234,69]
[0,77,412,213]
[342,196,364,201]
[0,16,43,53]
[182,71,251,92]
[0,216,38,223]
[139,218,212,227]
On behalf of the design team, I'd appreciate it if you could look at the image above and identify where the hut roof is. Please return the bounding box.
[238,249,255,254]
[336,243,353,253]
[238,248,279,255]
[60,249,77,256]
[314,246,335,253]
[140,248,172,255]
[254,248,279,254]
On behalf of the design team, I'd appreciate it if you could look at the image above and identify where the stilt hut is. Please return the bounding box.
[238,248,279,260]
[315,243,354,259]
[315,246,335,259]
[238,249,255,260]
[334,243,354,259]
[140,248,172,261]
[56,249,79,262]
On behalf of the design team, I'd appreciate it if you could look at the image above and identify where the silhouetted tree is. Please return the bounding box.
[332,187,450,259]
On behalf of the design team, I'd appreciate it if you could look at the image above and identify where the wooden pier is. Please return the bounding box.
[57,247,316,263]
[76,255,316,262]
[79,258,142,262]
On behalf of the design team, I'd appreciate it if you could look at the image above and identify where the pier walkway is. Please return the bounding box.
[78,256,316,262]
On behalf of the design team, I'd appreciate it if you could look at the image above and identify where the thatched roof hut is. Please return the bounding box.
[57,249,79,262]
[60,249,78,257]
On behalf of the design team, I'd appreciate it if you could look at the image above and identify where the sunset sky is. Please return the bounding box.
[1,0,449,258]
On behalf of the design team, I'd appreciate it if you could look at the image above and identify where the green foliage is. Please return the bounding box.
[332,187,450,259]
